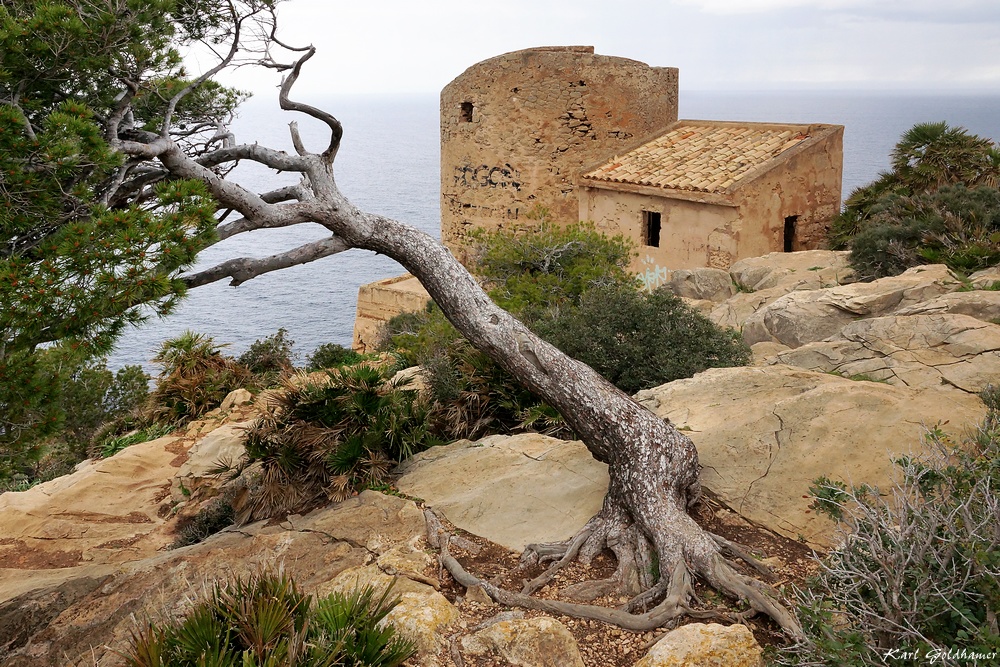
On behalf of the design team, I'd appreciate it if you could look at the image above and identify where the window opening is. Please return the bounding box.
[643,211,661,248]
[783,215,798,252]
[459,102,474,123]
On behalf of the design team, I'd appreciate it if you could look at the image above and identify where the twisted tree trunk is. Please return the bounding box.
[119,44,803,639]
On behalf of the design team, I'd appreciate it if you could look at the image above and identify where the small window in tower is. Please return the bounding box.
[783,215,798,252]
[460,102,474,123]
[643,211,661,248]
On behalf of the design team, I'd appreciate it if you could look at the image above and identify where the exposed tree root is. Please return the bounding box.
[426,507,806,640]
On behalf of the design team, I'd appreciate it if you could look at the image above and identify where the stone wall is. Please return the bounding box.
[441,46,678,262]
[735,125,843,257]
[579,122,843,283]
[352,275,430,352]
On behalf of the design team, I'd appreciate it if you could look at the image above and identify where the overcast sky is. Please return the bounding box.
[209,0,1000,96]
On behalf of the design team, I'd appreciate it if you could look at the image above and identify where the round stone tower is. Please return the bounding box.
[440,46,678,260]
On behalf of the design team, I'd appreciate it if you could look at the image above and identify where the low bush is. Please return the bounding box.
[147,331,251,425]
[536,283,751,395]
[170,488,237,549]
[849,185,1000,280]
[780,389,1000,665]
[233,365,439,523]
[121,570,414,666]
[238,328,296,387]
[307,342,364,371]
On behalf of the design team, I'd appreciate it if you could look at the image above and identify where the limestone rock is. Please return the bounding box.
[173,422,248,500]
[461,617,585,667]
[742,264,961,348]
[0,493,426,666]
[219,387,253,411]
[322,565,458,656]
[0,433,182,571]
[669,268,735,302]
[772,314,1000,393]
[635,623,762,667]
[395,434,609,551]
[894,290,1000,323]
[707,286,788,330]
[728,250,853,293]
[968,266,1000,289]
[634,365,984,546]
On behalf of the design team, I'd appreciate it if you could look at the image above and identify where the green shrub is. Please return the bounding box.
[830,122,1000,251]
[121,570,414,666]
[781,398,1000,665]
[233,365,439,523]
[848,185,1000,279]
[535,283,751,395]
[1,351,150,488]
[473,220,635,319]
[170,489,237,549]
[238,328,296,387]
[148,331,251,425]
[306,342,364,371]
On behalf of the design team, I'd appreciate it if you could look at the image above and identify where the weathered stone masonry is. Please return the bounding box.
[441,46,679,262]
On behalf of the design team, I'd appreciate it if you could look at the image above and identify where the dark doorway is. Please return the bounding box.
[783,215,798,252]
[643,211,661,247]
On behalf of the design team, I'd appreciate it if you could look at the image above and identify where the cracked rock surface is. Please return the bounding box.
[634,365,984,547]
[395,434,609,551]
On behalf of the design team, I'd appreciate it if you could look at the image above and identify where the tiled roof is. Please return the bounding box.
[581,122,811,194]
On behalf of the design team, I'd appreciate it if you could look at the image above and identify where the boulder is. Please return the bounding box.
[461,617,585,667]
[728,250,853,293]
[323,565,459,656]
[707,286,788,330]
[742,264,961,348]
[669,268,735,302]
[772,314,1000,393]
[968,266,1000,289]
[635,623,762,667]
[219,387,253,411]
[395,434,608,551]
[894,290,1000,323]
[635,365,984,546]
[172,422,248,500]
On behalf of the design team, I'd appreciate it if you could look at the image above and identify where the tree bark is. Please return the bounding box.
[117,47,803,638]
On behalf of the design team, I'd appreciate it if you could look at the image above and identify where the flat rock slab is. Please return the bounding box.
[635,365,985,547]
[0,491,426,665]
[395,434,609,552]
[773,314,1000,393]
[0,434,185,572]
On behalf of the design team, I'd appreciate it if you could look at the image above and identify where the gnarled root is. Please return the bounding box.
[427,500,806,640]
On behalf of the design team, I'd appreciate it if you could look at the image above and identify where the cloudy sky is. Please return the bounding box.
[211,0,1000,96]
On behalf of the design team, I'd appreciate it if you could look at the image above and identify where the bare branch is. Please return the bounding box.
[197,143,314,172]
[277,47,343,160]
[161,1,250,134]
[183,235,349,288]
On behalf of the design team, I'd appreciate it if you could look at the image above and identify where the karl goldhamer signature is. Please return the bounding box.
[880,647,999,664]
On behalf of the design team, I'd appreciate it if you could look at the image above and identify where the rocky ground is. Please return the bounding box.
[2,251,998,666]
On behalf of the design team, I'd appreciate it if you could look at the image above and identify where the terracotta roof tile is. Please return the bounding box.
[582,123,811,193]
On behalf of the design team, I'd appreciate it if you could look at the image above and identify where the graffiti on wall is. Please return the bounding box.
[637,254,670,293]
[454,163,522,191]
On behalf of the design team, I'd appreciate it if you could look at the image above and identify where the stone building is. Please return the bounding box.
[579,120,843,289]
[353,47,844,350]
[440,46,679,262]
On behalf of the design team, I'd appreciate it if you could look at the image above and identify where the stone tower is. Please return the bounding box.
[440,46,678,260]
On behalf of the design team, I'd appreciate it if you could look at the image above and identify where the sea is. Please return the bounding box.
[106,91,1000,371]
